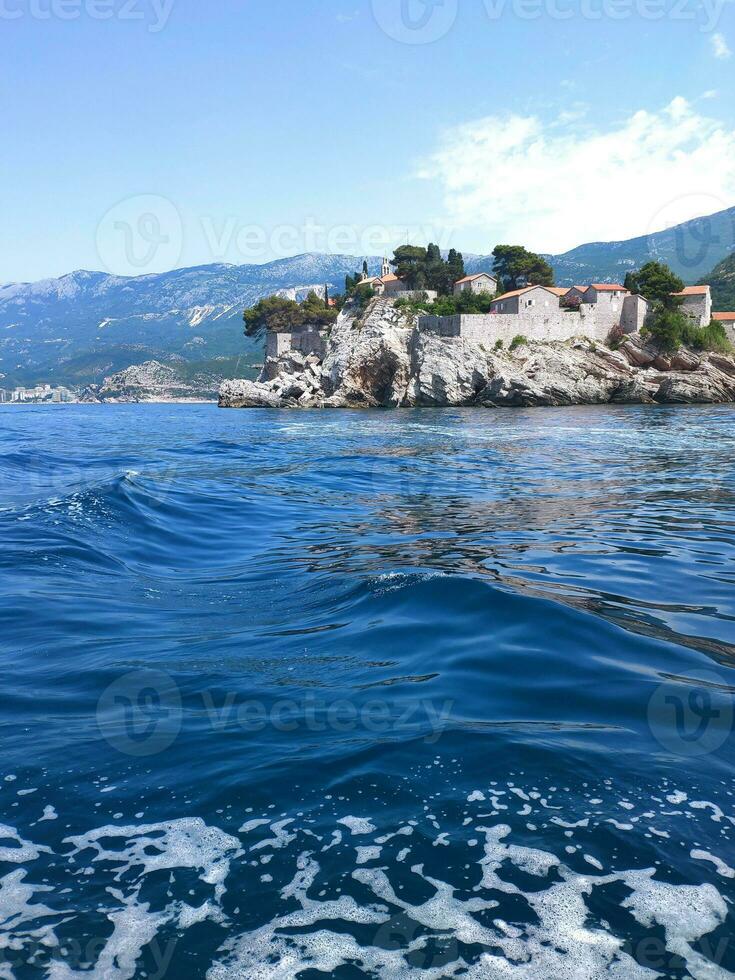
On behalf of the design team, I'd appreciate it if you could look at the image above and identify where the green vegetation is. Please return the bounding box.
[345,271,365,295]
[622,259,730,354]
[624,262,684,307]
[690,320,731,353]
[703,251,735,310]
[352,284,376,310]
[606,324,625,350]
[509,334,528,350]
[643,308,731,354]
[390,244,466,294]
[492,246,554,291]
[243,291,338,338]
[395,289,496,317]
[493,339,504,351]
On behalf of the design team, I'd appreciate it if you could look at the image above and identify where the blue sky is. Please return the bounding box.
[3,0,735,281]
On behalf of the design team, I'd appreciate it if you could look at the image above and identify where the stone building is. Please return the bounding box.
[360,259,438,300]
[489,285,564,314]
[674,285,712,326]
[360,259,404,296]
[713,311,735,343]
[421,281,650,346]
[583,283,627,303]
[453,272,498,296]
[265,326,328,363]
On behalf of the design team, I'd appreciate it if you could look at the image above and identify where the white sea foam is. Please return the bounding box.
[63,818,242,901]
[355,846,382,865]
[691,849,735,879]
[1,780,733,979]
[337,816,376,836]
[0,823,52,864]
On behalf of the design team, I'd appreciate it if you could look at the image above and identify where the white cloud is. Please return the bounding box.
[418,98,735,253]
[711,33,732,59]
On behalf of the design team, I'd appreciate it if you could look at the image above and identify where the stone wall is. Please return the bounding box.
[621,295,649,334]
[392,290,439,301]
[419,307,616,346]
[681,293,712,327]
[266,328,328,360]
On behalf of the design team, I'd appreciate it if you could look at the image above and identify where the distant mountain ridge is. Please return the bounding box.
[0,255,379,389]
[465,206,735,284]
[3,205,734,389]
[707,253,735,311]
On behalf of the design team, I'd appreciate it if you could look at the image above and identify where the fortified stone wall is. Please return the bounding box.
[266,328,328,360]
[418,308,617,346]
[392,290,439,301]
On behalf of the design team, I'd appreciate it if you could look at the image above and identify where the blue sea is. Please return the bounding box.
[1,402,734,979]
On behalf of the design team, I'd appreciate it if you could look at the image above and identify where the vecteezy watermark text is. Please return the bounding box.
[97,669,456,755]
[482,0,727,30]
[2,936,178,980]
[371,0,728,43]
[0,0,175,32]
[94,194,457,276]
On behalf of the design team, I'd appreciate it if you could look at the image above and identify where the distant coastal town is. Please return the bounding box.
[0,383,78,404]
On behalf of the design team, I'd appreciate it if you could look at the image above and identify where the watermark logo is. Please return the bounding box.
[1,935,178,980]
[372,0,458,43]
[0,0,176,32]
[371,0,728,37]
[372,913,460,970]
[645,193,735,273]
[96,194,183,277]
[97,668,182,756]
[648,670,733,757]
[97,676,454,756]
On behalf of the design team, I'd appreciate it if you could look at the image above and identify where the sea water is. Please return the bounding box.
[1,402,733,978]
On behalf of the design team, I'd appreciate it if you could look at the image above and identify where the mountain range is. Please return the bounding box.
[2,206,734,390]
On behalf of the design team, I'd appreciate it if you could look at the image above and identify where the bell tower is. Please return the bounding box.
[381,257,391,278]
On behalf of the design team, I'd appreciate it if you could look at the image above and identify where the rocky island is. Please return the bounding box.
[219,295,735,410]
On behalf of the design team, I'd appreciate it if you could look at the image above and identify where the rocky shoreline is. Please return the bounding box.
[81,360,220,404]
[219,298,735,410]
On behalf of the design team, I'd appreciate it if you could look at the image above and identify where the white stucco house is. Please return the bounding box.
[453,272,498,296]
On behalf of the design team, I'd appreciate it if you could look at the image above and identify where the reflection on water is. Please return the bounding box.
[0,402,733,978]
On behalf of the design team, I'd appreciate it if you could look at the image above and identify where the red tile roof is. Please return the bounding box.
[713,312,735,321]
[674,285,710,296]
[492,285,561,303]
[587,283,626,292]
[492,286,536,302]
[455,273,495,285]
